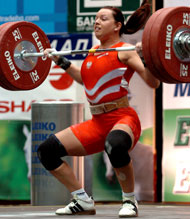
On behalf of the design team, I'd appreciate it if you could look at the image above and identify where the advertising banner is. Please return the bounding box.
[0,120,31,200]
[68,0,142,32]
[163,84,190,202]
[162,0,190,203]
[0,0,68,33]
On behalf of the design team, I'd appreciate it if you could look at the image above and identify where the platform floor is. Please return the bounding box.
[0,203,189,219]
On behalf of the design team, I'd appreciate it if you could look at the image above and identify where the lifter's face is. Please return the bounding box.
[94,8,120,41]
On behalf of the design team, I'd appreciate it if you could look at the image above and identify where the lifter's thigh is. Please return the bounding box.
[55,127,87,156]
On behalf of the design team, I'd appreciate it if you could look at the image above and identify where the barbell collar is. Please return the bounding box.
[173,28,190,62]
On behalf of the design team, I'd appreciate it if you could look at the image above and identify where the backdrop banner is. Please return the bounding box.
[163,84,190,202]
[68,0,142,33]
[0,0,68,33]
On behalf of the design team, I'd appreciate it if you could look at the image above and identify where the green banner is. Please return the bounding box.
[163,109,190,202]
[0,120,30,200]
[68,0,141,32]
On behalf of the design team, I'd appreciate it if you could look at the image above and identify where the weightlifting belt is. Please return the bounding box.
[90,96,129,115]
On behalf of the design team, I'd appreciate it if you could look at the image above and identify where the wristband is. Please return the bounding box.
[56,56,71,70]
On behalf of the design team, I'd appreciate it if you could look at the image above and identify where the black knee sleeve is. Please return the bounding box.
[105,130,132,168]
[37,134,68,171]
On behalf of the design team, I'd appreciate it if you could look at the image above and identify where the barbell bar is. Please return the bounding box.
[0,6,190,91]
[14,46,137,58]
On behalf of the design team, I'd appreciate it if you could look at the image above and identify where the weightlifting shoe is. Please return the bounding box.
[55,195,96,215]
[119,196,138,218]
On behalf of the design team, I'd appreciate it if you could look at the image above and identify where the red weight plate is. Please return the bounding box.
[143,8,179,83]
[0,22,20,90]
[148,7,179,83]
[150,7,190,83]
[0,21,51,90]
[142,8,172,83]
[149,7,181,83]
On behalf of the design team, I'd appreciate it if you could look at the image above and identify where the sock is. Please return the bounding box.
[71,188,90,201]
[122,191,135,197]
[122,191,135,201]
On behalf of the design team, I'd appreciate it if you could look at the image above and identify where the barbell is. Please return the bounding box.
[0,6,190,91]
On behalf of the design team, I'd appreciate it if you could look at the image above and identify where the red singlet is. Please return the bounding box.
[81,42,134,104]
[70,42,141,155]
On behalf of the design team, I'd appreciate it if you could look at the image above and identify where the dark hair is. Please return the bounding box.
[103,0,151,35]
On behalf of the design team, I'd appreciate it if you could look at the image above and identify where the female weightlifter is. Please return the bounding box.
[37,0,160,217]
